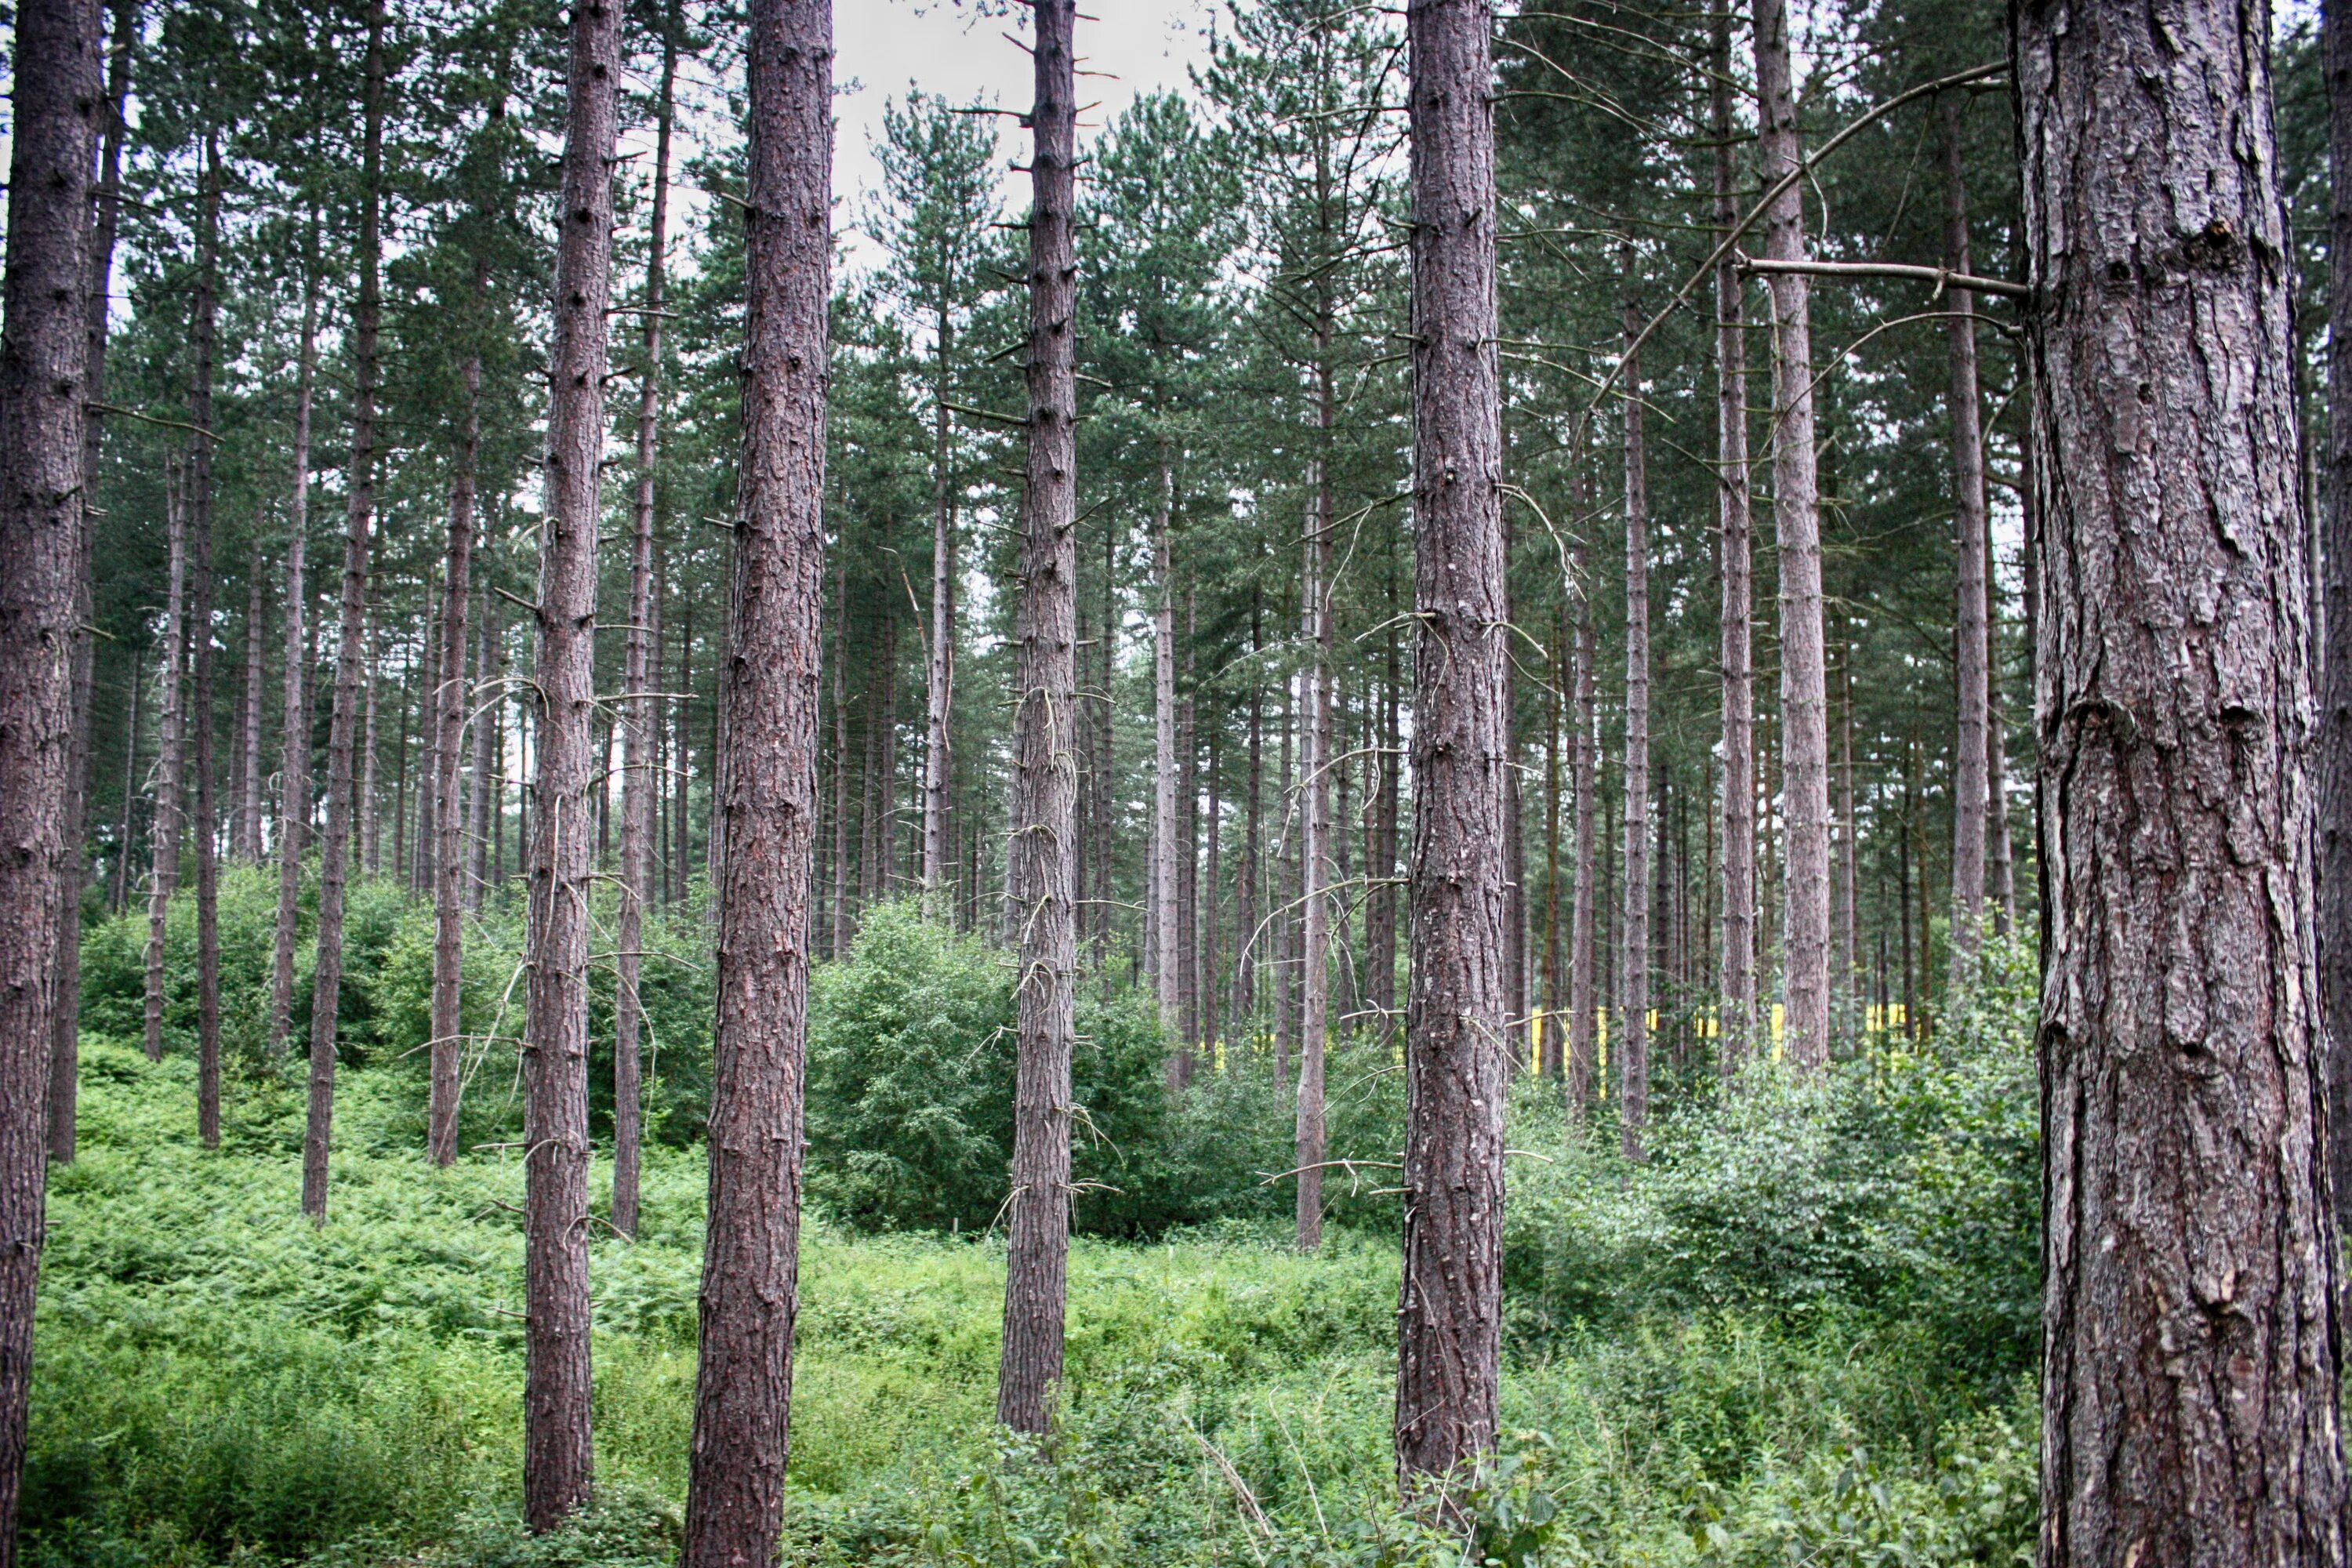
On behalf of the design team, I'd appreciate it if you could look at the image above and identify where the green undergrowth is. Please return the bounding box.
[28,902,2041,1565]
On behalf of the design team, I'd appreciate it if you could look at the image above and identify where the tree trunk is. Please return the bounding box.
[680,2,828,1555]
[1297,439,1333,1250]
[429,256,488,1168]
[2318,0,2352,1247]
[1618,250,1651,1162]
[1940,93,1989,978]
[306,2,385,1222]
[1201,729,1221,1060]
[1751,0,1831,1069]
[1713,0,1755,1077]
[190,136,223,1150]
[238,554,266,862]
[1154,452,1181,1034]
[361,608,381,877]
[52,0,133,1167]
[521,0,622,1529]
[922,299,954,906]
[1370,587,1400,1026]
[1837,651,1859,1017]
[111,666,139,917]
[996,0,1079,1437]
[1567,507,1598,1116]
[1397,0,1508,1497]
[143,468,187,1065]
[2028,0,2349,1554]
[0,0,100,1544]
[612,9,675,1229]
[270,243,318,1057]
[469,595,496,907]
[1985,600,2015,934]
[1541,598,1564,1079]
[1235,640,1261,1036]
[829,554,850,958]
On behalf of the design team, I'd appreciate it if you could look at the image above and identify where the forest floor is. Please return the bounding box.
[22,1036,2038,1567]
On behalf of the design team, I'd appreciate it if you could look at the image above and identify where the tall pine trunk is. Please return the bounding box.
[51,0,134,1163]
[680,1,829,1554]
[238,557,266,862]
[1567,506,1598,1116]
[1297,435,1334,1250]
[1618,251,1650,1162]
[996,0,1080,1436]
[2022,0,2347,1551]
[0,0,100,1548]
[922,301,955,906]
[190,137,223,1151]
[2317,0,2352,1240]
[143,469,187,1065]
[270,243,318,1056]
[1712,0,1755,1075]
[1397,0,1508,1495]
[521,0,623,1528]
[1940,93,1988,976]
[1153,451,1180,1032]
[612,9,676,1231]
[1751,0,1831,1068]
[305,3,386,1221]
[428,254,488,1168]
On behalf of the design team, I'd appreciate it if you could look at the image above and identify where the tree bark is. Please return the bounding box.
[270,243,318,1056]
[1297,442,1333,1250]
[1752,0,1831,1069]
[521,0,622,1530]
[1618,250,1650,1162]
[190,136,223,1152]
[996,0,1079,1437]
[829,554,850,958]
[51,0,132,1167]
[1941,93,1989,978]
[922,296,955,907]
[1713,0,1755,1077]
[429,255,488,1168]
[306,2,386,1221]
[1397,0,1508,1498]
[612,8,676,1228]
[680,2,828,1555]
[2320,0,2352,1247]
[238,553,266,862]
[2024,0,2349,1552]
[0,0,99,1548]
[143,466,187,1065]
[1567,499,1598,1116]
[1154,451,1181,1033]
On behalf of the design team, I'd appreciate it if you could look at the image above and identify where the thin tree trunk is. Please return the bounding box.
[238,551,267,862]
[306,0,386,1223]
[1567,504,1598,1117]
[52,0,133,1167]
[612,9,674,1230]
[1153,449,1180,1035]
[0,0,100,1543]
[189,136,223,1150]
[111,663,139,917]
[1397,0,1508,1497]
[428,254,488,1168]
[1234,641,1261,1036]
[1985,599,2014,934]
[143,467,187,1065]
[1940,93,1988,976]
[1618,249,1650,1163]
[470,595,497,907]
[1713,0,1755,1077]
[1752,0,1831,1069]
[2025,0,2347,1553]
[1837,651,1859,1018]
[829,554,850,958]
[1297,441,1333,1250]
[1541,597,1563,1080]
[270,239,318,1058]
[922,296,955,906]
[1370,582,1400,1027]
[521,0,622,1527]
[996,0,1079,1436]
[680,2,829,1553]
[1201,728,1221,1061]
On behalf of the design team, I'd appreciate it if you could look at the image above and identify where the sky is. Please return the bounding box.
[830,0,1218,269]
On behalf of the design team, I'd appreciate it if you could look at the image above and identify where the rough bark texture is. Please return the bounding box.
[2021,0,2350,1558]
[1397,0,1508,1498]
[143,474,186,1065]
[1752,0,1831,1069]
[1712,0,1755,1076]
[612,13,674,1232]
[2321,0,2352,1250]
[306,5,385,1220]
[0,0,99,1551]
[1619,260,1651,1161]
[52,0,134,1163]
[679,3,828,1557]
[996,0,1080,1437]
[428,257,485,1168]
[270,258,317,1057]
[1941,93,1989,975]
[521,0,623,1530]
[191,140,223,1151]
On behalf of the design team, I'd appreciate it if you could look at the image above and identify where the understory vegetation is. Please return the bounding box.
[27,883,2038,1566]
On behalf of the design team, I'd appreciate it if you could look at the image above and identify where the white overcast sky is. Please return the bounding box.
[830,0,1217,269]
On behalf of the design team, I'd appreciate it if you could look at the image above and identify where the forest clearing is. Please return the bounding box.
[0,0,2337,1563]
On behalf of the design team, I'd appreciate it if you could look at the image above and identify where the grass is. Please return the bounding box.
[23,1036,2035,1566]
